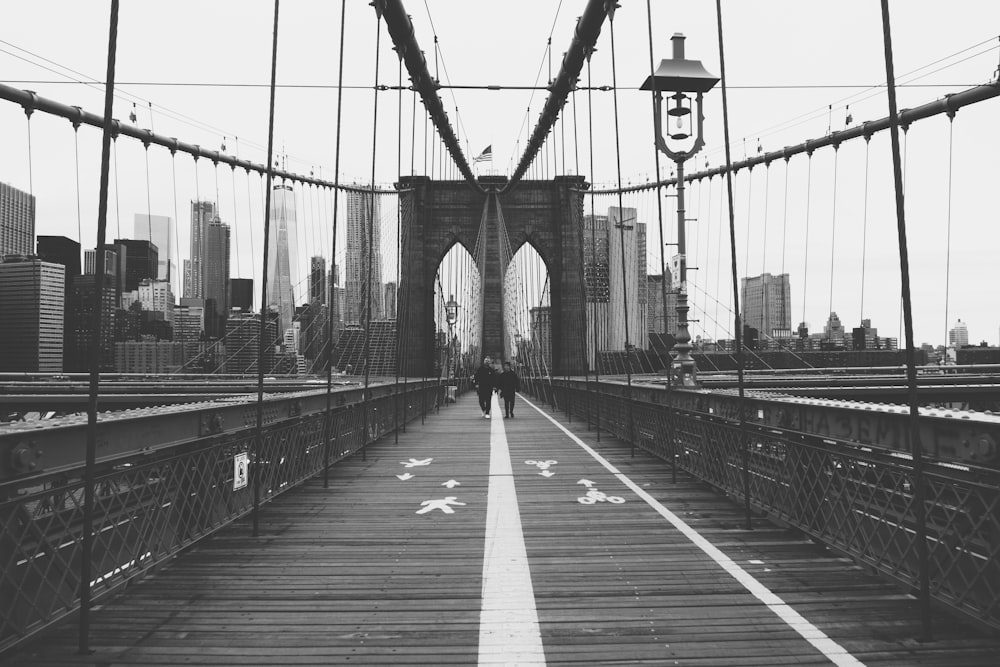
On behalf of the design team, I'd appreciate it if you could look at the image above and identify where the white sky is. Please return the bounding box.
[1,1,998,347]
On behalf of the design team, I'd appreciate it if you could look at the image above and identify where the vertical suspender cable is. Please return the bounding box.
[324,0,347,488]
[585,55,600,441]
[801,155,813,331]
[73,123,83,254]
[943,113,955,356]
[780,157,790,334]
[827,146,840,328]
[715,0,752,530]
[80,0,119,654]
[879,0,930,639]
[362,7,384,459]
[859,137,871,325]
[254,0,281,536]
[394,54,403,443]
[606,5,635,453]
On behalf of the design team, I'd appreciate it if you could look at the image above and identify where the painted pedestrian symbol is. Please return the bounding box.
[416,496,466,515]
[525,460,557,477]
[401,458,433,468]
[576,479,624,505]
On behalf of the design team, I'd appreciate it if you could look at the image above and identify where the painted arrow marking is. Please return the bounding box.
[396,473,414,481]
[539,470,554,478]
[442,480,461,488]
[401,458,433,468]
[415,496,466,515]
[577,479,594,488]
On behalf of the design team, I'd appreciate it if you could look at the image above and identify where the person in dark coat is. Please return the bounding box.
[472,357,496,419]
[497,361,520,418]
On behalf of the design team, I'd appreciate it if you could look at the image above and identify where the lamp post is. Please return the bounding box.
[445,294,459,378]
[641,33,718,387]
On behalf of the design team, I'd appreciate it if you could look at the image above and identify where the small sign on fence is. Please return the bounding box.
[234,452,249,491]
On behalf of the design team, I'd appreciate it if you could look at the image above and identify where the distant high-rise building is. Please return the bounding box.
[345,191,383,324]
[529,306,552,371]
[174,298,205,343]
[230,278,253,312]
[186,201,216,299]
[741,273,792,344]
[225,311,278,374]
[823,312,847,346]
[384,281,397,320]
[203,220,230,338]
[134,214,178,295]
[582,213,610,368]
[115,239,159,292]
[1,182,35,257]
[37,235,81,286]
[949,319,969,348]
[65,274,117,372]
[137,279,175,322]
[267,184,298,336]
[607,207,646,351]
[646,273,677,336]
[0,257,64,372]
[310,256,327,304]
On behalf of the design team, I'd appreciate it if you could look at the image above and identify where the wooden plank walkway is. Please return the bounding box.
[9,391,1000,665]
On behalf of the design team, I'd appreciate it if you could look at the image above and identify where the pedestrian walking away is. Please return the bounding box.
[497,361,520,418]
[472,357,496,419]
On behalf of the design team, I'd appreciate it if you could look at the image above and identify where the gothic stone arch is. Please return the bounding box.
[398,175,587,376]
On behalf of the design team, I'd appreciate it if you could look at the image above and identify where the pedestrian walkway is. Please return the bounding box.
[9,391,1000,665]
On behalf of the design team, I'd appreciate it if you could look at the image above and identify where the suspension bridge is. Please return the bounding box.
[1,0,999,664]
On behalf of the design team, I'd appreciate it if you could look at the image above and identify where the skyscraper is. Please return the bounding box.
[115,239,159,292]
[607,207,647,351]
[230,278,253,312]
[266,184,298,336]
[345,191,383,324]
[203,220,230,338]
[949,319,969,348]
[0,182,35,257]
[66,274,117,371]
[134,214,178,296]
[741,273,792,344]
[186,201,216,299]
[310,256,327,304]
[0,257,64,372]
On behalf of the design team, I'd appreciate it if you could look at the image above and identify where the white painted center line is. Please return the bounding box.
[478,394,546,666]
[523,396,865,667]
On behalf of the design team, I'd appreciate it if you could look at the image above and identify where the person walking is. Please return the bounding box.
[472,357,496,419]
[497,361,520,418]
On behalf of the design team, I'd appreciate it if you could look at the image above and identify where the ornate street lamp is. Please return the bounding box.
[641,33,718,387]
[444,294,459,378]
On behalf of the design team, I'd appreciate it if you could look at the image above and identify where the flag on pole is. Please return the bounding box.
[473,145,493,163]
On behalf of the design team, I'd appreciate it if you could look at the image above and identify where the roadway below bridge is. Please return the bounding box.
[8,391,999,665]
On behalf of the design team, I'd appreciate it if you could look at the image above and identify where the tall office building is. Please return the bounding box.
[37,236,81,287]
[266,184,298,336]
[137,279,175,322]
[0,257,64,372]
[824,311,846,345]
[310,256,327,304]
[115,239,159,292]
[646,273,677,337]
[134,214,178,295]
[344,191,383,324]
[384,281,397,320]
[230,278,253,312]
[1,182,35,257]
[607,207,647,351]
[204,220,231,338]
[741,273,792,343]
[65,274,117,371]
[225,311,278,374]
[949,319,969,348]
[583,213,610,368]
[185,201,216,299]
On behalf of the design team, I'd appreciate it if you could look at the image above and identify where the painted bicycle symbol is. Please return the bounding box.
[576,479,624,505]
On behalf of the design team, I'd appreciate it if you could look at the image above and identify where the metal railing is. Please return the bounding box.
[525,377,1000,634]
[0,379,458,655]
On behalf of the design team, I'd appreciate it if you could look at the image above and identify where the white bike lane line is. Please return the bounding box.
[521,395,867,667]
[478,394,546,665]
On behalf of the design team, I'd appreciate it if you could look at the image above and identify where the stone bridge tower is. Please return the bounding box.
[397,175,587,377]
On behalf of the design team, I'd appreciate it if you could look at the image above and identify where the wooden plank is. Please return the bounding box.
[7,391,1000,666]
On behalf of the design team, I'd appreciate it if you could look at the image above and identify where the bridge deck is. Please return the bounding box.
[10,392,1000,665]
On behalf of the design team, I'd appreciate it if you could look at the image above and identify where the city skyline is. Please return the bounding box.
[1,2,999,347]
